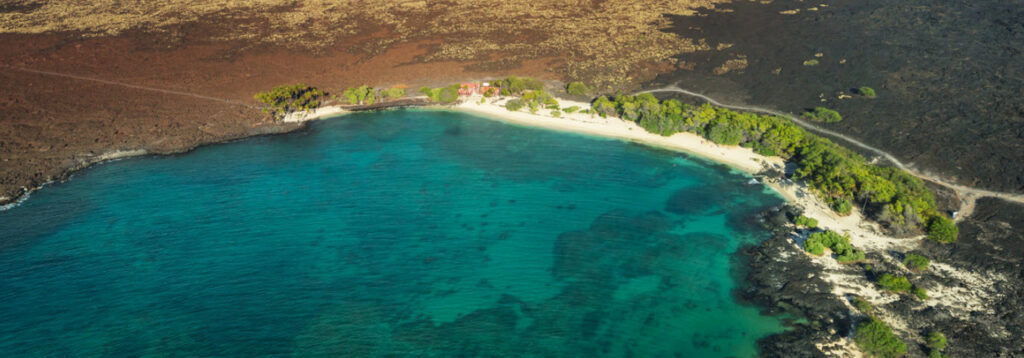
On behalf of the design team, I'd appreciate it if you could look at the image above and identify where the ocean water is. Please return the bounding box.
[0,110,786,357]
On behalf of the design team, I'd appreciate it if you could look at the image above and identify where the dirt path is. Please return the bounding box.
[639,85,1024,218]
[1,65,258,109]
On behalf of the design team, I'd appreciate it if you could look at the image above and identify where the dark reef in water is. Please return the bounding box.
[734,205,852,357]
[737,200,1024,357]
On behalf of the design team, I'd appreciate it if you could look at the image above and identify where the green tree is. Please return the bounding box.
[858,86,877,98]
[802,107,843,123]
[438,86,460,104]
[505,98,526,111]
[853,296,874,315]
[253,84,325,117]
[566,81,589,96]
[707,122,744,145]
[926,331,947,351]
[551,110,562,118]
[591,96,616,117]
[877,273,912,293]
[902,253,930,271]
[343,85,375,105]
[927,216,958,243]
[385,87,406,99]
[528,100,539,113]
[912,286,928,300]
[794,215,818,228]
[854,317,907,358]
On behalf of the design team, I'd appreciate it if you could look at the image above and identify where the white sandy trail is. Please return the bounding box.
[639,85,1024,216]
[1,65,258,109]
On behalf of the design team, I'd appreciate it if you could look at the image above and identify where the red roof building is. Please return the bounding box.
[458,83,479,96]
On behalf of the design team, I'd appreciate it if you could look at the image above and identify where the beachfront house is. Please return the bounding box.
[458,82,479,96]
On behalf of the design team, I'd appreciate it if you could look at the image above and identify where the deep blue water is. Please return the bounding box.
[0,110,786,357]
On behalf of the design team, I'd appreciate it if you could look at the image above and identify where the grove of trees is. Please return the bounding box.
[253,84,325,117]
[588,93,954,237]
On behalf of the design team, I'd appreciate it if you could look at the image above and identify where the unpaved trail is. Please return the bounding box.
[638,85,1024,218]
[2,65,259,109]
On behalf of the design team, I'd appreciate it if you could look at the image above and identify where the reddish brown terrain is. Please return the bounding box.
[0,33,562,203]
[0,0,730,204]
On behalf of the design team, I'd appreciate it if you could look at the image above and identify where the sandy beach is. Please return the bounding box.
[449,95,1005,354]
[278,94,1002,354]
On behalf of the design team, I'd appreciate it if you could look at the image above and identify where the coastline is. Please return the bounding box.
[4,93,1004,355]
[447,96,1009,355]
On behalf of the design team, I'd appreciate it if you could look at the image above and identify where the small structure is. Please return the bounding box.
[480,82,497,95]
[458,82,479,96]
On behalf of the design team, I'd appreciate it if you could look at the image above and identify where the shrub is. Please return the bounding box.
[385,87,406,99]
[877,273,912,293]
[926,331,947,351]
[253,84,325,117]
[438,85,460,104]
[505,99,526,112]
[853,296,874,315]
[854,317,907,358]
[343,85,375,105]
[566,81,589,96]
[581,93,943,231]
[912,286,928,300]
[528,100,539,113]
[498,76,544,95]
[804,238,826,256]
[707,123,744,145]
[802,107,843,123]
[420,85,459,104]
[830,197,853,215]
[837,249,866,264]
[927,216,958,244]
[551,110,562,118]
[794,215,819,228]
[858,86,877,98]
[903,253,930,271]
[563,105,580,113]
[804,230,861,263]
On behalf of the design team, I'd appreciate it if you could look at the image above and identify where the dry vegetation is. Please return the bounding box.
[0,0,730,90]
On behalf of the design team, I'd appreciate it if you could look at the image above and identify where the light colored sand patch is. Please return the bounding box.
[926,262,1007,328]
[816,337,863,358]
[282,105,350,123]
[92,149,148,162]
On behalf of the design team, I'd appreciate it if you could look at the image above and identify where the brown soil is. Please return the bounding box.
[0,31,560,204]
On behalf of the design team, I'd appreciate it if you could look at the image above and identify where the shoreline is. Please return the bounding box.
[1,93,1009,355]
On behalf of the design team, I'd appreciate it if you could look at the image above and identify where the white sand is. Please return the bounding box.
[282,105,349,123]
[454,95,909,251]
[451,95,1010,356]
[280,95,1003,355]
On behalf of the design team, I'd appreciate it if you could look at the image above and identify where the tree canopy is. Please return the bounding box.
[566,81,589,96]
[854,317,907,358]
[587,93,948,235]
[802,107,843,123]
[927,216,958,243]
[343,85,375,105]
[253,84,325,117]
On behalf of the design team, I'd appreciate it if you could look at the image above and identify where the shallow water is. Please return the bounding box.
[0,110,786,357]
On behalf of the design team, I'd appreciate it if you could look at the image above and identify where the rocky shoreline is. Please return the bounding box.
[1,99,430,210]
[737,202,1024,357]
[736,205,854,357]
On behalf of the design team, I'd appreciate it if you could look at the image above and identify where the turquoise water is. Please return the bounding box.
[0,110,786,357]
